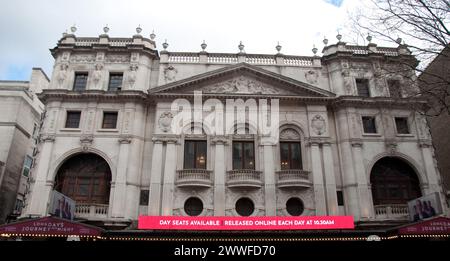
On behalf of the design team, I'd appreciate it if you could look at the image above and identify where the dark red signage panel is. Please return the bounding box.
[398,217,450,235]
[0,216,103,236]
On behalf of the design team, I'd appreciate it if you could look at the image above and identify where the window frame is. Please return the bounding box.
[73,72,88,91]
[361,116,378,134]
[183,140,207,169]
[232,141,255,170]
[64,111,82,129]
[107,72,123,91]
[355,78,370,97]
[394,117,411,135]
[280,141,303,170]
[101,111,118,129]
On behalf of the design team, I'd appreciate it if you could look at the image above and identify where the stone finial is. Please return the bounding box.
[276,42,282,54]
[201,40,207,51]
[336,30,342,42]
[366,33,372,43]
[136,24,142,34]
[312,44,318,55]
[70,24,77,33]
[323,37,328,46]
[62,30,68,37]
[396,37,402,45]
[238,41,245,53]
[103,24,110,34]
[162,39,169,50]
[150,30,156,40]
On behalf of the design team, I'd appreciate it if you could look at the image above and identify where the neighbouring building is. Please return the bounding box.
[0,68,48,223]
[419,45,450,207]
[20,26,447,230]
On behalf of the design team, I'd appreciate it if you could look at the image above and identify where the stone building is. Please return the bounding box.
[21,27,447,229]
[0,68,48,223]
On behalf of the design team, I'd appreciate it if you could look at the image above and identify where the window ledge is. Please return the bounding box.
[97,128,119,133]
[362,133,382,137]
[60,128,81,132]
[396,133,414,137]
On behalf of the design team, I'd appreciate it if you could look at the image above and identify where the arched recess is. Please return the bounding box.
[278,124,306,171]
[370,156,422,205]
[53,152,112,204]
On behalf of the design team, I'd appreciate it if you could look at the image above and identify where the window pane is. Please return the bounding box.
[395,117,410,134]
[77,179,90,196]
[108,73,123,91]
[280,143,290,170]
[232,142,243,170]
[290,143,302,169]
[184,141,195,169]
[102,112,118,129]
[362,116,377,133]
[356,79,370,97]
[65,111,81,128]
[243,142,255,169]
[73,73,88,91]
[195,141,207,169]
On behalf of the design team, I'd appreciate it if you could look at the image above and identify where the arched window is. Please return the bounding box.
[279,128,302,170]
[370,157,421,205]
[54,153,111,204]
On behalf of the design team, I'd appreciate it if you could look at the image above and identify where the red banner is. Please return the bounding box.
[138,216,354,230]
[398,217,450,234]
[0,216,103,236]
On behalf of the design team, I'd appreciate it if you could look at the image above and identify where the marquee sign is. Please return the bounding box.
[398,216,450,235]
[138,216,354,230]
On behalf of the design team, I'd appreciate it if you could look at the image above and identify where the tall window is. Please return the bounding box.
[108,73,123,91]
[395,117,410,134]
[73,72,88,91]
[102,112,118,129]
[280,142,302,170]
[362,116,377,133]
[387,80,401,98]
[232,141,255,170]
[22,155,33,177]
[65,111,81,128]
[184,140,207,169]
[356,79,370,97]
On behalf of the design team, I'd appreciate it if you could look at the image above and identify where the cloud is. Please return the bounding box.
[0,0,361,80]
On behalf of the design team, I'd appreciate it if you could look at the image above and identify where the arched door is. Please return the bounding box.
[370,157,421,205]
[54,153,111,204]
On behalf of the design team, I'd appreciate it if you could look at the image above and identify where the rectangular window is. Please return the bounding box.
[108,73,123,91]
[395,117,410,134]
[140,190,149,206]
[102,112,118,129]
[22,155,33,177]
[337,191,344,206]
[280,142,302,170]
[362,116,377,134]
[356,79,370,97]
[233,141,255,170]
[183,140,207,169]
[73,72,88,91]
[65,111,81,128]
[387,80,401,98]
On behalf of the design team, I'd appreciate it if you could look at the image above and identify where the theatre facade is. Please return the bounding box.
[21,27,447,231]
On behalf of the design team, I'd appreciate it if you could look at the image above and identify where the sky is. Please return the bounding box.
[0,0,362,81]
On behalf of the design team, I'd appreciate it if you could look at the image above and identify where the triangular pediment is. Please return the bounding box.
[150,63,334,97]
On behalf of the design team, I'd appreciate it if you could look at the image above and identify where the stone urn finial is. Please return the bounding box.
[276,42,282,54]
[162,39,169,50]
[103,24,110,34]
[70,24,77,33]
[201,40,207,51]
[366,33,372,44]
[336,30,342,42]
[136,24,142,35]
[238,41,245,53]
[150,30,156,40]
[312,44,318,55]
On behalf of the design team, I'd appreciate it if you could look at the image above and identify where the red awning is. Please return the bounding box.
[0,216,103,237]
[398,216,450,235]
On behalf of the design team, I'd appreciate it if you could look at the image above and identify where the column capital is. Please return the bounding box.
[418,139,432,148]
[350,138,363,148]
[118,135,132,144]
[152,135,180,144]
[211,135,229,145]
[40,134,55,143]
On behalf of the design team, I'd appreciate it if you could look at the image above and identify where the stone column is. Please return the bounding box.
[25,135,55,216]
[351,140,373,219]
[310,141,327,215]
[322,142,338,215]
[419,142,440,194]
[212,136,227,216]
[148,139,164,215]
[110,136,131,218]
[161,138,178,216]
[125,138,142,220]
[261,138,276,216]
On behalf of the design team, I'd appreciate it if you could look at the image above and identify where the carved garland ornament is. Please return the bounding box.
[158,111,173,132]
[311,115,326,135]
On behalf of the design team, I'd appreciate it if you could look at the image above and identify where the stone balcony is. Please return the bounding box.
[74,203,109,220]
[175,169,213,188]
[374,204,409,221]
[226,169,263,189]
[276,169,312,188]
